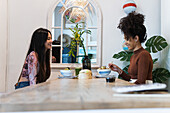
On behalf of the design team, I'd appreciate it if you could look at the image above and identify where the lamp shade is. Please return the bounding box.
[123,0,137,14]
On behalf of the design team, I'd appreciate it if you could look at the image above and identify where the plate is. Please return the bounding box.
[95,75,108,78]
[58,76,77,79]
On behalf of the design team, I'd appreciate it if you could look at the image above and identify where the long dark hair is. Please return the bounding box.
[118,12,147,43]
[27,28,51,83]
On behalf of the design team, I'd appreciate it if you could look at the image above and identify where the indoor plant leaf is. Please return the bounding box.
[123,65,129,74]
[152,68,170,83]
[113,51,133,61]
[118,65,129,80]
[153,58,158,64]
[145,35,168,53]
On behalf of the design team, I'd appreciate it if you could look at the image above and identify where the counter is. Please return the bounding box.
[0,78,170,112]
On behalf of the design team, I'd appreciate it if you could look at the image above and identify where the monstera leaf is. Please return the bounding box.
[118,65,129,80]
[145,36,168,53]
[152,58,158,64]
[123,65,129,74]
[152,68,170,83]
[113,51,133,61]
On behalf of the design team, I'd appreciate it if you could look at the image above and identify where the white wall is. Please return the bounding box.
[6,0,55,92]
[161,0,170,70]
[0,0,162,92]
[0,0,8,92]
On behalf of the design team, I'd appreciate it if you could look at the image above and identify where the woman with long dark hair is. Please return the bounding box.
[109,12,153,84]
[15,28,52,89]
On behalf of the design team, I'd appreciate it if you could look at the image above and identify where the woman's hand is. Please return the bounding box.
[108,63,123,75]
[52,56,56,63]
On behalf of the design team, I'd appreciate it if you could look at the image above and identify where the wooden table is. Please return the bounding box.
[0,78,170,112]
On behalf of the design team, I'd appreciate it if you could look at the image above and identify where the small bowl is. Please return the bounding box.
[106,76,116,83]
[60,70,74,77]
[97,69,111,76]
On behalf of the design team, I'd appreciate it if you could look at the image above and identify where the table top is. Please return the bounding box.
[1,78,170,112]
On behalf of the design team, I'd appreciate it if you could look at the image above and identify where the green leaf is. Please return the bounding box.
[118,65,129,80]
[69,28,75,34]
[123,65,129,74]
[145,47,151,53]
[145,35,168,53]
[72,52,75,57]
[113,51,133,61]
[152,68,170,83]
[68,51,72,56]
[74,27,77,32]
[153,58,158,64]
[86,30,91,34]
[70,19,75,23]
[81,31,85,36]
[76,23,78,29]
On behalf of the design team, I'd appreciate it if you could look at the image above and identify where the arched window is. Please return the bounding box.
[48,0,102,68]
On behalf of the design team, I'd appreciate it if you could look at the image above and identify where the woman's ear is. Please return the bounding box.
[134,35,139,42]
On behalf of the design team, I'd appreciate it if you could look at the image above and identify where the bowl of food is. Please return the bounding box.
[78,69,92,79]
[97,66,111,76]
[60,67,74,77]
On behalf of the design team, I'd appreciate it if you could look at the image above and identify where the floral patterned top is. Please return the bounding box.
[19,51,39,85]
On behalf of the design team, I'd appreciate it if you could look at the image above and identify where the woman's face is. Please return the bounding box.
[45,32,52,50]
[124,35,137,51]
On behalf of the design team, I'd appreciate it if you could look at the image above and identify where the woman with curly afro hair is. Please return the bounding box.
[109,12,153,84]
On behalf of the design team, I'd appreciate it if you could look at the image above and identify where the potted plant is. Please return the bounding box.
[113,35,170,83]
[67,22,92,70]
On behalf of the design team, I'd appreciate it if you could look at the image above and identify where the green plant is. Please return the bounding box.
[113,35,170,83]
[67,23,91,57]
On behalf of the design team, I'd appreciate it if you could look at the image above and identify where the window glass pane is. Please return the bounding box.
[63,7,86,29]
[52,29,61,41]
[63,0,88,8]
[77,46,97,64]
[88,28,97,43]
[52,47,61,63]
[52,2,64,27]
[88,46,97,64]
[61,33,76,63]
[61,0,66,4]
[52,29,61,63]
[85,2,97,26]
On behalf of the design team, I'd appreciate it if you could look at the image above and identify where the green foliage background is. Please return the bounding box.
[113,35,170,83]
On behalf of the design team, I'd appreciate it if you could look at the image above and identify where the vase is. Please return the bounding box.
[82,56,91,70]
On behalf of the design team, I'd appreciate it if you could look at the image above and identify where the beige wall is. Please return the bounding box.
[0,0,163,92]
[0,0,7,92]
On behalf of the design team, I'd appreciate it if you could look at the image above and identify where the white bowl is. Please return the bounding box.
[97,69,111,76]
[60,70,74,77]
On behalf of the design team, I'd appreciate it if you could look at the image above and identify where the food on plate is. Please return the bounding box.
[98,66,110,70]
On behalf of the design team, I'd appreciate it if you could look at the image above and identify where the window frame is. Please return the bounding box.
[47,0,102,69]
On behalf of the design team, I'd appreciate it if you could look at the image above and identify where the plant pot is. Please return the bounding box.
[82,56,91,70]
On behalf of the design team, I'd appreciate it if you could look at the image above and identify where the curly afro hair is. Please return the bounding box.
[118,12,147,43]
